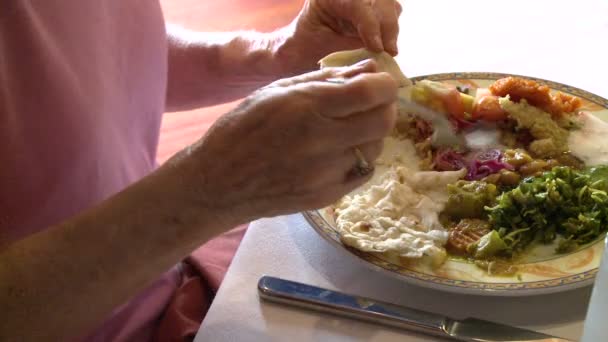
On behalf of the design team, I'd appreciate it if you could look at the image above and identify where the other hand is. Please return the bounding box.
[280,0,403,72]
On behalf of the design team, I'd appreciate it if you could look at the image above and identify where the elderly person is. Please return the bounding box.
[0,0,401,340]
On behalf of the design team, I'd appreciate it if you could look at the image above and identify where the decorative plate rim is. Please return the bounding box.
[410,72,608,107]
[303,71,608,296]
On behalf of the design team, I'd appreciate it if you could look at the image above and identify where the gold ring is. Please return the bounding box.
[352,147,374,176]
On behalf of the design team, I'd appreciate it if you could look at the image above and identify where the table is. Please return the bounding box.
[195,1,608,340]
[195,215,591,341]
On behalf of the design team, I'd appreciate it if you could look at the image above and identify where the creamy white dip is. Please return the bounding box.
[335,137,466,266]
[569,112,608,166]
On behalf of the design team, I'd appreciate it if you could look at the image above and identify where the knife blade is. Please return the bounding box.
[258,276,573,342]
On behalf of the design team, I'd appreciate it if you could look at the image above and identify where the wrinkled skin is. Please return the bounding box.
[281,0,402,72]
[0,2,403,339]
[172,60,399,226]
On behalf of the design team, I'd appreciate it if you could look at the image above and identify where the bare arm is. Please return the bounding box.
[165,24,296,111]
[0,65,398,341]
[165,0,403,111]
[0,1,403,339]
[0,156,232,341]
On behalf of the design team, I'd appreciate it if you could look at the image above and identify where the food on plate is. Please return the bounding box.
[446,218,491,255]
[335,164,465,267]
[486,166,608,256]
[489,76,582,117]
[443,180,498,219]
[498,98,571,158]
[320,49,608,274]
[410,80,466,120]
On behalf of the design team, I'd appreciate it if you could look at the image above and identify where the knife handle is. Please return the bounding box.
[258,276,449,338]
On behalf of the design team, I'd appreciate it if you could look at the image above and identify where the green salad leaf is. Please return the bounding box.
[468,230,508,259]
[485,166,608,256]
[587,165,608,192]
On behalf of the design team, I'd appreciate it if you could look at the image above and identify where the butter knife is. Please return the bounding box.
[258,276,573,342]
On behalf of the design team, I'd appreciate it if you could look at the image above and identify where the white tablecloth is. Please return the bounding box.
[195,1,608,341]
[195,215,591,341]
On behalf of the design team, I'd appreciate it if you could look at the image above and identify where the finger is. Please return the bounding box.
[302,170,374,210]
[331,102,397,148]
[282,140,383,210]
[377,0,400,55]
[299,72,398,119]
[339,141,384,180]
[268,69,335,88]
[317,139,383,178]
[343,167,375,191]
[352,139,384,164]
[294,139,381,192]
[293,165,375,211]
[338,141,385,185]
[350,0,383,52]
[269,59,378,88]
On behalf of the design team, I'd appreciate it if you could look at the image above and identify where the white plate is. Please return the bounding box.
[304,72,608,296]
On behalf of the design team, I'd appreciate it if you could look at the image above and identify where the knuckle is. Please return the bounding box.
[395,1,403,14]
[376,72,399,91]
[352,73,397,105]
[270,89,304,114]
[351,78,379,104]
[306,86,342,118]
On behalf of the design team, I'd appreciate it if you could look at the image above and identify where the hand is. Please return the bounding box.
[174,60,398,226]
[279,0,403,73]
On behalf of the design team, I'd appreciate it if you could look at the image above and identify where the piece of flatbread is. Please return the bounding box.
[318,48,412,87]
[335,165,466,266]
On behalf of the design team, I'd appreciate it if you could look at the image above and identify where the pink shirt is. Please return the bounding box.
[1,1,182,340]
